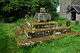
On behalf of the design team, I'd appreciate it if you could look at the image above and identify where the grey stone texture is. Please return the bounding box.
[60,0,80,21]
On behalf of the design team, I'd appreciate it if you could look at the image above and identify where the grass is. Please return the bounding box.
[21,18,80,53]
[71,23,80,32]
[22,35,80,53]
[18,18,80,53]
[0,23,16,37]
[0,17,80,53]
[0,23,18,53]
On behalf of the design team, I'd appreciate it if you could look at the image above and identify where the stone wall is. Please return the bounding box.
[60,0,80,21]
[60,0,71,19]
[71,0,80,5]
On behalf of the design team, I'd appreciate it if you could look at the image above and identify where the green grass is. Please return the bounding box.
[20,18,80,53]
[0,23,19,53]
[0,17,80,53]
[55,17,80,32]
[71,23,80,32]
[21,35,80,53]
[0,23,17,37]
